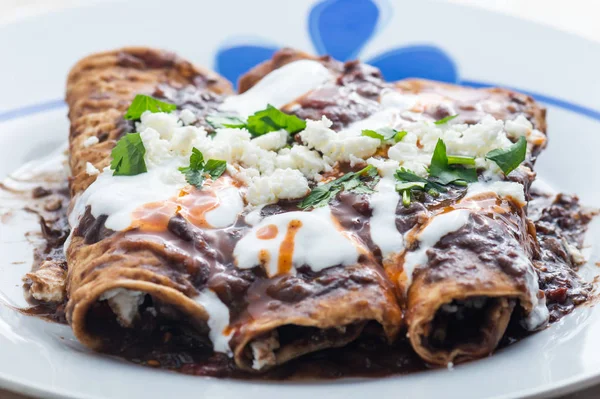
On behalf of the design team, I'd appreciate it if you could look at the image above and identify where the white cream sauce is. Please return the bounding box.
[403,209,472,290]
[194,289,233,355]
[465,181,526,206]
[369,177,404,257]
[204,186,244,228]
[233,207,359,277]
[219,60,334,118]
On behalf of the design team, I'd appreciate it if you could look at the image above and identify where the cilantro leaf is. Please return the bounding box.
[204,159,227,180]
[429,139,477,185]
[485,136,527,175]
[362,127,398,141]
[246,105,306,136]
[298,165,379,209]
[187,148,204,170]
[110,133,147,176]
[394,130,408,142]
[206,114,246,129]
[178,148,227,189]
[181,169,205,188]
[394,168,446,206]
[124,94,176,120]
[434,114,459,125]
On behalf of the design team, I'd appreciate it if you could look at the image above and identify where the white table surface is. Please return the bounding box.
[0,1,598,398]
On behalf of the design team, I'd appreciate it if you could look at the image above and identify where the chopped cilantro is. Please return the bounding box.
[394,130,408,142]
[245,105,306,136]
[485,136,527,175]
[434,114,459,125]
[429,139,477,185]
[298,165,379,210]
[124,94,176,120]
[361,127,397,141]
[178,148,227,188]
[110,133,147,176]
[362,128,407,143]
[206,115,246,129]
[447,155,476,166]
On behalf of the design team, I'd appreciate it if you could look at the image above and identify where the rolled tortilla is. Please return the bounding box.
[65,47,233,349]
[390,193,548,365]
[229,261,402,371]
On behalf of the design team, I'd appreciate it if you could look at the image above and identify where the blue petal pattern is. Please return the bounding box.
[309,0,380,61]
[368,45,458,83]
[215,45,278,89]
[213,0,460,91]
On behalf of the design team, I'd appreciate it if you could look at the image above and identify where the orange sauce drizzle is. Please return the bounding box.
[277,220,302,275]
[256,224,278,240]
[258,249,271,267]
[130,201,179,232]
[127,177,237,232]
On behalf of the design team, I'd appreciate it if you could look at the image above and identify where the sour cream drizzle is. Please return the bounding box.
[194,289,233,355]
[369,177,404,257]
[233,207,359,277]
[403,209,472,290]
[219,60,334,118]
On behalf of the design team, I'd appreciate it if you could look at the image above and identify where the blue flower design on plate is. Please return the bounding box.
[214,0,458,89]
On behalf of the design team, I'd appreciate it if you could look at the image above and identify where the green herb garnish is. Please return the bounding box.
[485,136,527,175]
[110,133,147,176]
[124,94,176,120]
[429,139,477,185]
[206,115,246,129]
[245,105,306,136]
[298,165,379,210]
[361,127,396,141]
[394,130,408,142]
[447,155,476,166]
[362,128,407,143]
[434,114,459,125]
[178,148,227,188]
[394,167,448,206]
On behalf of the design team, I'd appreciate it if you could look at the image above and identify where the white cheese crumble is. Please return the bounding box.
[251,130,288,151]
[246,168,309,206]
[179,109,197,125]
[234,207,359,277]
[85,162,100,176]
[300,116,380,163]
[275,145,331,180]
[387,115,513,177]
[83,136,99,147]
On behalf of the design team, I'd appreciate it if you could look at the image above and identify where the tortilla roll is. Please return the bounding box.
[229,258,402,371]
[390,193,548,365]
[65,47,233,349]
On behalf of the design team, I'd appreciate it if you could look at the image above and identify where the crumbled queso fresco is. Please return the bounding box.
[74,103,540,235]
[131,107,536,204]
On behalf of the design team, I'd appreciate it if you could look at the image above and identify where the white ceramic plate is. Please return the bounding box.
[1,1,599,398]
